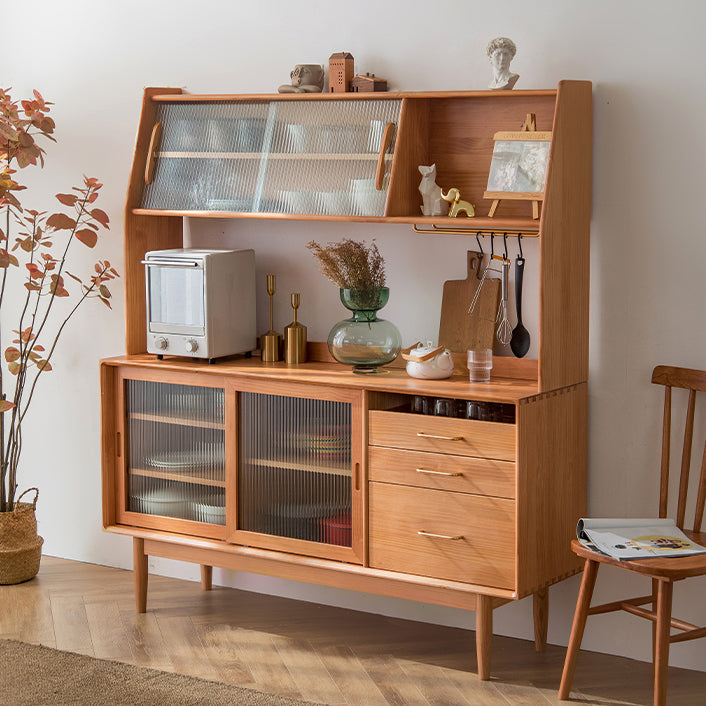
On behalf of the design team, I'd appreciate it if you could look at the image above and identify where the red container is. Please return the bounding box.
[320,512,352,546]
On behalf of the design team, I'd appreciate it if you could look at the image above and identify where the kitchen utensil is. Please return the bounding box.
[510,255,530,357]
[438,251,501,353]
[496,259,512,344]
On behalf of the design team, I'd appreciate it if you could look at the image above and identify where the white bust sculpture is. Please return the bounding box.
[486,37,519,90]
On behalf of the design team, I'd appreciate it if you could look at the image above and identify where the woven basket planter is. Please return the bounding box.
[0,488,43,585]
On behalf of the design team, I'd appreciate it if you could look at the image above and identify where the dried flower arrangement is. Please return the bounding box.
[306,238,385,291]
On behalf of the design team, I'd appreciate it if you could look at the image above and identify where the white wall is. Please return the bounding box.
[7,0,706,673]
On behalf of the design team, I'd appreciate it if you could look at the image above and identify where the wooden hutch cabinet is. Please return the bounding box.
[101,80,591,680]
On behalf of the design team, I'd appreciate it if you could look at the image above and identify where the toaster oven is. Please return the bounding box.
[142,248,256,360]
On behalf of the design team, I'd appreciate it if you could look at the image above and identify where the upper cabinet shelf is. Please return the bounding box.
[124,82,592,392]
[128,84,589,227]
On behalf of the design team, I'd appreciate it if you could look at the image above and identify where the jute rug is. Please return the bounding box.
[1,639,318,705]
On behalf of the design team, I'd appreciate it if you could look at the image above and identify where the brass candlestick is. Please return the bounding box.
[284,293,307,364]
[260,274,281,362]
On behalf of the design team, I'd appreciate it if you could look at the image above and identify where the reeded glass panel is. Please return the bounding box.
[239,392,352,546]
[260,99,401,217]
[141,102,270,212]
[140,98,402,216]
[126,380,225,525]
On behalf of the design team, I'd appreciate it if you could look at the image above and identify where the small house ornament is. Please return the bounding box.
[329,52,354,93]
[350,72,387,93]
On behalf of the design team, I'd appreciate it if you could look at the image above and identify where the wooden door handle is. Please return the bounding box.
[144,122,163,185]
[375,122,394,190]
[416,432,464,441]
[417,530,464,540]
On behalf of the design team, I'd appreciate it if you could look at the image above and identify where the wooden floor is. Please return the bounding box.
[2,557,706,705]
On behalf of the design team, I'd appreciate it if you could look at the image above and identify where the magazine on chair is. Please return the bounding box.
[576,518,706,561]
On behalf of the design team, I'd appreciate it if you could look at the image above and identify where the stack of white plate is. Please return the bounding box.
[136,488,188,519]
[190,495,226,524]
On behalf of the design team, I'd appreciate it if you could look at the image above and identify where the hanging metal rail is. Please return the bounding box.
[412,224,540,238]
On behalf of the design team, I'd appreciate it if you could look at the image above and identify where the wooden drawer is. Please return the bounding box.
[369,446,515,499]
[369,483,515,589]
[369,410,516,461]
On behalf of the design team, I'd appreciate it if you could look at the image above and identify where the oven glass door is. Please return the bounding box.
[147,259,205,335]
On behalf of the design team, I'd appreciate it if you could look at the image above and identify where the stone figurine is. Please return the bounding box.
[278,64,325,93]
[418,164,446,216]
[486,37,519,90]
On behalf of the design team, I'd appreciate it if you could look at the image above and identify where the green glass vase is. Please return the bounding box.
[327,288,402,374]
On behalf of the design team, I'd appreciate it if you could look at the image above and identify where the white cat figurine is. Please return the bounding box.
[418,164,447,217]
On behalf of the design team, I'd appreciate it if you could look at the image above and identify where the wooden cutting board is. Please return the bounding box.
[438,251,501,353]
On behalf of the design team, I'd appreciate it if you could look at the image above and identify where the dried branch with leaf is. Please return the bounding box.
[0,88,119,510]
[306,238,386,290]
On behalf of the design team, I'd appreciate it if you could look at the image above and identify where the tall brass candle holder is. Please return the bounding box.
[284,293,307,364]
[260,274,281,362]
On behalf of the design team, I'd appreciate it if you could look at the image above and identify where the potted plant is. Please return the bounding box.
[0,87,118,583]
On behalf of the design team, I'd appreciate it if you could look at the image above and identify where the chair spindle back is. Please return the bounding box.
[652,365,706,532]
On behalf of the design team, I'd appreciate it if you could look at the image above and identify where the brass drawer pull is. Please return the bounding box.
[416,468,463,477]
[416,432,464,441]
[417,530,464,541]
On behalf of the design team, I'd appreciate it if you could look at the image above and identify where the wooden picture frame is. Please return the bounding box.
[484,127,551,219]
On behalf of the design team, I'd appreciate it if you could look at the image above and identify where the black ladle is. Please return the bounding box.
[510,255,530,358]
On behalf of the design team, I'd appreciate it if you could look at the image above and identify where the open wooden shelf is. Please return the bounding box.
[129,411,225,430]
[129,467,226,488]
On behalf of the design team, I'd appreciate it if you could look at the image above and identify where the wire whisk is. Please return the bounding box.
[496,258,512,344]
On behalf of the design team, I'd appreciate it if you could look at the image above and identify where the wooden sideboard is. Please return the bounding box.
[101,81,591,679]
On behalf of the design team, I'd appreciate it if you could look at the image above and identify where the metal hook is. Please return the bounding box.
[475,231,483,257]
[518,234,524,259]
[502,233,508,261]
[490,233,495,259]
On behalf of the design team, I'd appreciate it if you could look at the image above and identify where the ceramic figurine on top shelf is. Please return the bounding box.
[278,64,325,93]
[486,37,519,90]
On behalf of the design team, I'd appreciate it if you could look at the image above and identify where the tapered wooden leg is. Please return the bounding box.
[133,537,148,614]
[533,588,548,651]
[559,559,599,700]
[476,594,493,680]
[652,578,659,662]
[200,565,212,591]
[654,580,673,706]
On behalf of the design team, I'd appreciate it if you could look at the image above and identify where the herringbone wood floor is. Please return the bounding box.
[2,556,706,705]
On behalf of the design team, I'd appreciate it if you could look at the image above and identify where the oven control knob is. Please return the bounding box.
[185,339,198,353]
[154,337,168,350]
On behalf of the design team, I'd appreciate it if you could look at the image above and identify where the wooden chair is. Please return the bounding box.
[559,365,706,706]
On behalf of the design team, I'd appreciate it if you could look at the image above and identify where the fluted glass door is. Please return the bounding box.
[123,379,226,531]
[238,391,353,549]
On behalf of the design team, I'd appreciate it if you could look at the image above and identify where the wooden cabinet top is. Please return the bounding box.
[102,354,540,404]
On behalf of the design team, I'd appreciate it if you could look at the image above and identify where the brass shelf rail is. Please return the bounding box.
[413,224,540,238]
